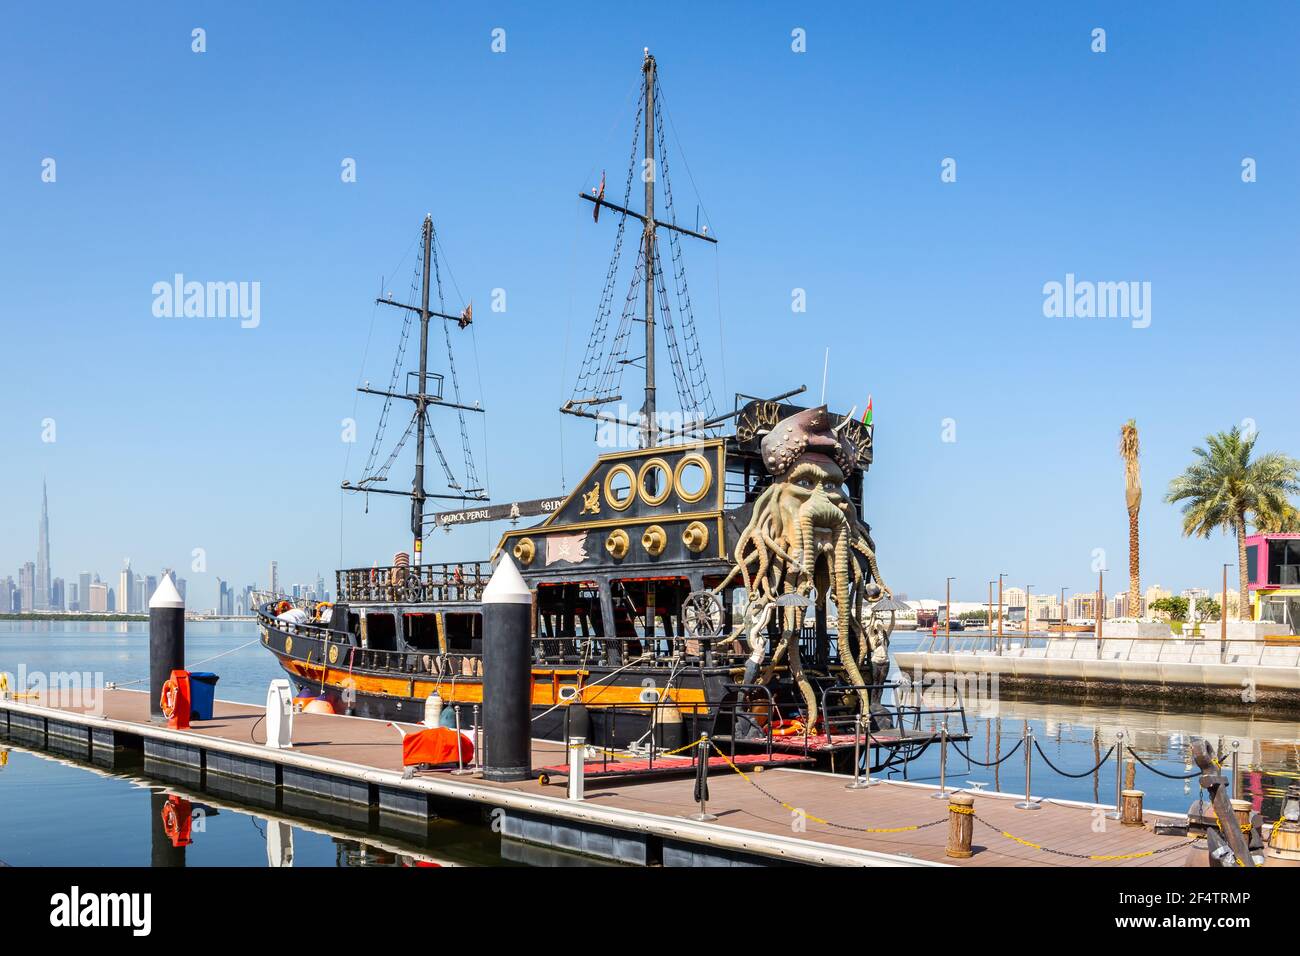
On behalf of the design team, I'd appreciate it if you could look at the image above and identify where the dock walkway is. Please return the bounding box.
[0,689,1200,867]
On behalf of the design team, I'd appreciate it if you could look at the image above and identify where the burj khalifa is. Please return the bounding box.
[35,479,50,611]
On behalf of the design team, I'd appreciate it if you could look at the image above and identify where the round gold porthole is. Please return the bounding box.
[637,458,672,506]
[641,524,667,557]
[513,536,536,566]
[674,453,713,504]
[328,644,340,665]
[605,528,630,559]
[284,636,293,656]
[604,464,636,512]
[682,520,710,553]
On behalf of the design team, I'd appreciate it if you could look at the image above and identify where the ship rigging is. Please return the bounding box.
[562,49,721,448]
[341,215,487,565]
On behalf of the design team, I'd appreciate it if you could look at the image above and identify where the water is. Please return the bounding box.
[0,619,280,706]
[0,621,543,867]
[2,623,1298,864]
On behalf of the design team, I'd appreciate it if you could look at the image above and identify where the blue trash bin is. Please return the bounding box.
[188,671,219,721]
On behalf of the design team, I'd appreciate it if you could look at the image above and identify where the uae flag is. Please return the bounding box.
[861,395,873,427]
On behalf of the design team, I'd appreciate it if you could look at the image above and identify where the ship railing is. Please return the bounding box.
[251,592,316,613]
[256,606,484,677]
[912,630,1300,667]
[335,561,490,605]
[809,682,967,760]
[530,633,757,668]
[327,643,484,679]
[253,603,331,637]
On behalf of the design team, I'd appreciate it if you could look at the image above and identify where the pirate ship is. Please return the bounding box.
[256,51,957,764]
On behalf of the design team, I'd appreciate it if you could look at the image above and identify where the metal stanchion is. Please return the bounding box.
[1230,739,1240,799]
[689,734,717,822]
[1014,721,1040,810]
[1106,729,1125,819]
[931,719,952,799]
[567,732,586,801]
[451,705,473,776]
[470,703,482,774]
[846,714,879,790]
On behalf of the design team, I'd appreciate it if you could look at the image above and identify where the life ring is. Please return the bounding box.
[161,800,180,837]
[770,719,805,737]
[160,677,179,720]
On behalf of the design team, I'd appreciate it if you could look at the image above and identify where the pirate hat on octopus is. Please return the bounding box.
[760,405,859,478]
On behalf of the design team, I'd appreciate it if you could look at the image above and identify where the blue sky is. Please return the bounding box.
[3,3,1298,609]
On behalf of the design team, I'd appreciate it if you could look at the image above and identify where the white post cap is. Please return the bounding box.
[482,556,532,605]
[149,572,185,609]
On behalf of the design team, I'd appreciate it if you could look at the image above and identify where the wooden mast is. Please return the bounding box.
[412,214,433,565]
[642,50,657,449]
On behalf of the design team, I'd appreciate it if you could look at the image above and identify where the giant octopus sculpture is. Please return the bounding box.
[715,406,893,730]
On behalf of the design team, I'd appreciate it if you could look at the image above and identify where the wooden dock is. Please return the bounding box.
[0,689,1203,867]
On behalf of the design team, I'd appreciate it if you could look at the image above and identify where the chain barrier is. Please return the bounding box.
[1031,740,1117,779]
[971,813,1196,862]
[950,736,1023,768]
[1127,746,1203,780]
[708,742,945,834]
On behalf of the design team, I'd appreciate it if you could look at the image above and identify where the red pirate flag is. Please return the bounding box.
[592,170,605,222]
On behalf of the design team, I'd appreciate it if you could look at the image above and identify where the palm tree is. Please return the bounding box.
[1256,500,1300,533]
[1119,420,1141,616]
[1165,427,1300,615]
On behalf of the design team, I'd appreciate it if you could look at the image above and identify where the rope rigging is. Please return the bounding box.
[569,89,644,408]
[653,75,717,425]
[429,224,482,495]
[566,64,719,433]
[359,245,420,486]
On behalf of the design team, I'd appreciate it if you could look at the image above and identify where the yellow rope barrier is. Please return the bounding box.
[705,740,1194,858]
[973,814,1194,861]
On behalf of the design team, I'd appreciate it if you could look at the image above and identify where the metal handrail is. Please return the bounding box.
[719,683,779,762]
[911,629,1300,666]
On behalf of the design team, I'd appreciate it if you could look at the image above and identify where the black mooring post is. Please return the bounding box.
[148,574,185,723]
[482,557,533,782]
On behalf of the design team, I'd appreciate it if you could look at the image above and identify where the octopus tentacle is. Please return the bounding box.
[833,529,872,714]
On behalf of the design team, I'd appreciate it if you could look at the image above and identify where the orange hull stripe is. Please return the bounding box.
[282,660,708,708]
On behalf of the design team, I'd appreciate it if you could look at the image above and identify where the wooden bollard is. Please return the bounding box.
[1231,798,1253,836]
[1121,789,1144,826]
[947,793,975,859]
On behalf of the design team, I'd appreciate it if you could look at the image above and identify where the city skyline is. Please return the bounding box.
[2,481,327,614]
